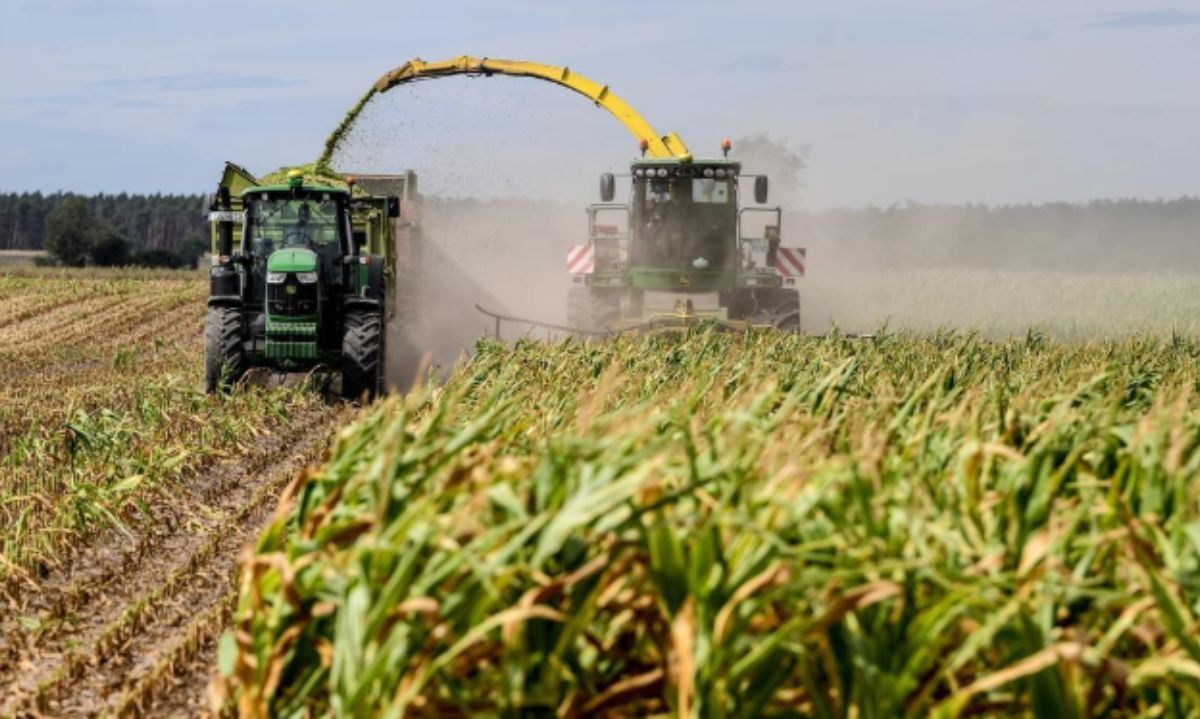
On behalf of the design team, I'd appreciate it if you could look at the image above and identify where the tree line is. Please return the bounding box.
[0,192,206,267]
[2,190,1199,272]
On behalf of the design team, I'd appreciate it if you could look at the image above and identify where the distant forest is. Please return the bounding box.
[0,192,205,252]
[1,192,1198,273]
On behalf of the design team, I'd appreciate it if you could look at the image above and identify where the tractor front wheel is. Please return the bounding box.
[342,310,383,402]
[204,306,244,394]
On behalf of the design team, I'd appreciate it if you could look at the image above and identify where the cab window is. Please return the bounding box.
[692,179,730,204]
[248,198,341,257]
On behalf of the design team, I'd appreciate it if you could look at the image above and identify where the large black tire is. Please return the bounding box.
[772,288,801,332]
[729,288,801,332]
[566,287,621,335]
[204,306,244,394]
[342,310,383,402]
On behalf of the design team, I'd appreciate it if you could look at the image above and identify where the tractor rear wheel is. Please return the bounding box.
[566,287,620,335]
[204,306,244,394]
[342,310,383,402]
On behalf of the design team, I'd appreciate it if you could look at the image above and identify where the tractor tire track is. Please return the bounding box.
[0,404,346,718]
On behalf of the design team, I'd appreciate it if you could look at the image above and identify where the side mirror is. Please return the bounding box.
[754,175,769,204]
[386,196,401,218]
[600,173,615,202]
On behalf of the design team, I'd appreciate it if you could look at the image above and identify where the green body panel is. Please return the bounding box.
[629,268,732,292]
[266,318,318,335]
[584,272,627,288]
[267,248,319,273]
[265,340,318,360]
[220,163,260,197]
[250,345,340,364]
[208,163,256,257]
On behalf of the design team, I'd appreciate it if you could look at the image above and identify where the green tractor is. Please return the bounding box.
[567,144,804,334]
[205,163,411,400]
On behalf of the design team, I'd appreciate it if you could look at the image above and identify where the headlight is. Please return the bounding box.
[266,272,286,284]
[704,168,715,178]
[716,169,727,178]
[656,168,668,178]
[296,271,319,284]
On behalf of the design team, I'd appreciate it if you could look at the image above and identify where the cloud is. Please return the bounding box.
[1076,9,1200,30]
[91,72,299,92]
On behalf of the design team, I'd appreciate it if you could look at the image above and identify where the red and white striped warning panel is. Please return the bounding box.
[773,247,806,277]
[567,244,595,275]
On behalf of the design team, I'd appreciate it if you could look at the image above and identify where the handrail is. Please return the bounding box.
[737,206,782,243]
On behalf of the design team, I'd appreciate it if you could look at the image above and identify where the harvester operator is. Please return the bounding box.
[644,179,684,265]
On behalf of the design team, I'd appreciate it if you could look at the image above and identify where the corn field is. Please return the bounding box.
[0,269,339,717]
[226,328,1200,718]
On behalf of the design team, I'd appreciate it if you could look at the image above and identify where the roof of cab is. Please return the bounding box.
[240,184,349,197]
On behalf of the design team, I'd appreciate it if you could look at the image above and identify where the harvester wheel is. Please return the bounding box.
[342,310,383,402]
[772,288,801,332]
[566,287,620,335]
[729,288,801,332]
[204,307,244,394]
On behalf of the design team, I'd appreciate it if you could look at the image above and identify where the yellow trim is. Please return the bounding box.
[371,56,691,160]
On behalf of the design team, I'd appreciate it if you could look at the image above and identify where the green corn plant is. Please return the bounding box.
[225,329,1200,717]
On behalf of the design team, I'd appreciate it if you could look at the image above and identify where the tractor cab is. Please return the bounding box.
[627,158,742,275]
[594,157,773,293]
[240,177,353,360]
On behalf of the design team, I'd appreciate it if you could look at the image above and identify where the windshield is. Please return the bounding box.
[631,177,737,269]
[247,198,341,257]
[692,179,731,204]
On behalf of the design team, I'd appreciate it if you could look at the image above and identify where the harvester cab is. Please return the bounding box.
[569,142,804,333]
[205,164,407,401]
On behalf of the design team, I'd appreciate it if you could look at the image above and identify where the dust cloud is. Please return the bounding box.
[786,200,1200,337]
[326,78,1200,370]
[328,78,631,389]
[385,197,579,389]
[733,136,1200,338]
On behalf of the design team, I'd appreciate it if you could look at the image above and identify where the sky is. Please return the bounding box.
[1,0,1198,208]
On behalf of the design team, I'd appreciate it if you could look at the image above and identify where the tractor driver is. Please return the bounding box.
[284,203,314,247]
[643,179,681,264]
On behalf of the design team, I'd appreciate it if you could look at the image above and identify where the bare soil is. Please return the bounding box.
[0,405,344,718]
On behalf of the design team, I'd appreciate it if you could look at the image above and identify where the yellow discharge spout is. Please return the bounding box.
[318,55,691,168]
